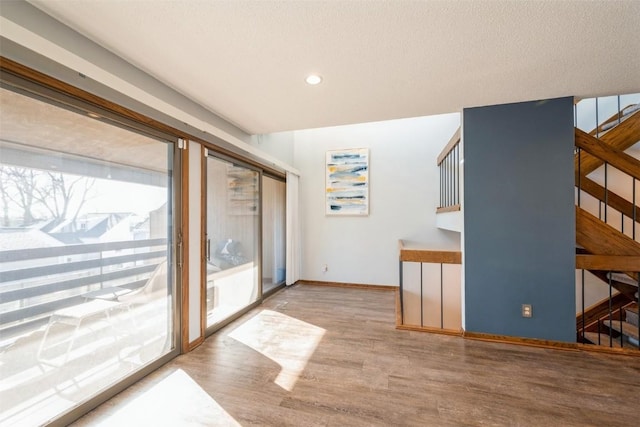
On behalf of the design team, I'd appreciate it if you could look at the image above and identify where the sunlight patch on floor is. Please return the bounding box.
[82,369,240,426]
[228,309,325,391]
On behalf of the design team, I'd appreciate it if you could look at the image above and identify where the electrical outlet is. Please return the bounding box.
[522,304,532,318]
[322,264,328,273]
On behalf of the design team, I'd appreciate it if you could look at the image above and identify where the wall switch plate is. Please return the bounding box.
[522,304,532,318]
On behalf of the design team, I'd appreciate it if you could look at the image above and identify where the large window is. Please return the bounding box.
[0,84,178,426]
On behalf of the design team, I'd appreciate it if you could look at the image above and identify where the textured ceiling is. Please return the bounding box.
[29,1,640,135]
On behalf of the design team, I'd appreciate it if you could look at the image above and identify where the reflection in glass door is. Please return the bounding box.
[205,155,260,329]
[262,176,286,293]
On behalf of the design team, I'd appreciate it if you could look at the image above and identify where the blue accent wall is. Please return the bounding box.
[463,97,575,342]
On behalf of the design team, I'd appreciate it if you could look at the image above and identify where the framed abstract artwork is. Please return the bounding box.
[325,148,369,216]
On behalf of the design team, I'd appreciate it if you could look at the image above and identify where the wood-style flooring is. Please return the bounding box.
[73,284,640,426]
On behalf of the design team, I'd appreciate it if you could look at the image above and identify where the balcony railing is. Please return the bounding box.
[0,238,168,342]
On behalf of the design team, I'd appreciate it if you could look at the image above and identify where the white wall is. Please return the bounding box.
[250,132,295,166]
[292,114,461,286]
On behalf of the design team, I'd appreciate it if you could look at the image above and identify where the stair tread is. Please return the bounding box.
[583,331,639,349]
[608,272,639,287]
[603,319,640,340]
[583,332,626,348]
[625,304,638,315]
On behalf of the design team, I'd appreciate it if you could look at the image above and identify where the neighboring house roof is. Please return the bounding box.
[0,228,63,251]
[132,216,149,232]
[47,212,132,244]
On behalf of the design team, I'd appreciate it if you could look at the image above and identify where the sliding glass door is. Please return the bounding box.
[205,155,260,330]
[0,85,178,426]
[262,176,286,293]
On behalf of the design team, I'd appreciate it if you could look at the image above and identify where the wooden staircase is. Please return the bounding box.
[575,104,640,351]
[583,304,639,349]
[575,105,640,175]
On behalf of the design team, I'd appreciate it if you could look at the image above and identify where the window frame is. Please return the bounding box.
[0,56,184,427]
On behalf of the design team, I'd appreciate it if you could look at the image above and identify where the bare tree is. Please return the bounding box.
[0,167,11,226]
[0,166,95,227]
[2,167,40,226]
[33,172,96,227]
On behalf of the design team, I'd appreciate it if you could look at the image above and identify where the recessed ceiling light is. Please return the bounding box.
[305,74,322,85]
[87,112,101,119]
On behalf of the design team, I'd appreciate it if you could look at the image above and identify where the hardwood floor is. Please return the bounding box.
[73,284,640,426]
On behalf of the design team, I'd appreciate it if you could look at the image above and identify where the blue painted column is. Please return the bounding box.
[463,97,575,342]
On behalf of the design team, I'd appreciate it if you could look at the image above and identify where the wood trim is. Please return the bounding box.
[396,324,463,336]
[575,110,640,176]
[576,255,640,271]
[399,326,639,357]
[436,204,461,214]
[462,331,580,351]
[575,343,640,357]
[575,128,640,181]
[576,175,640,222]
[296,280,396,291]
[400,249,462,264]
[180,142,190,354]
[437,127,461,165]
[1,57,186,140]
[398,240,462,264]
[187,336,204,352]
[200,140,285,179]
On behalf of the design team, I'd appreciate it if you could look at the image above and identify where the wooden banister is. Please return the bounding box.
[576,255,640,271]
[398,240,461,264]
[576,174,640,221]
[436,204,461,214]
[576,206,640,257]
[437,128,461,166]
[576,207,640,284]
[575,128,640,181]
[575,110,640,176]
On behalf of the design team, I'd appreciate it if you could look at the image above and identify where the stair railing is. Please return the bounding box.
[576,255,640,350]
[437,128,461,212]
[574,96,640,350]
[575,127,639,242]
